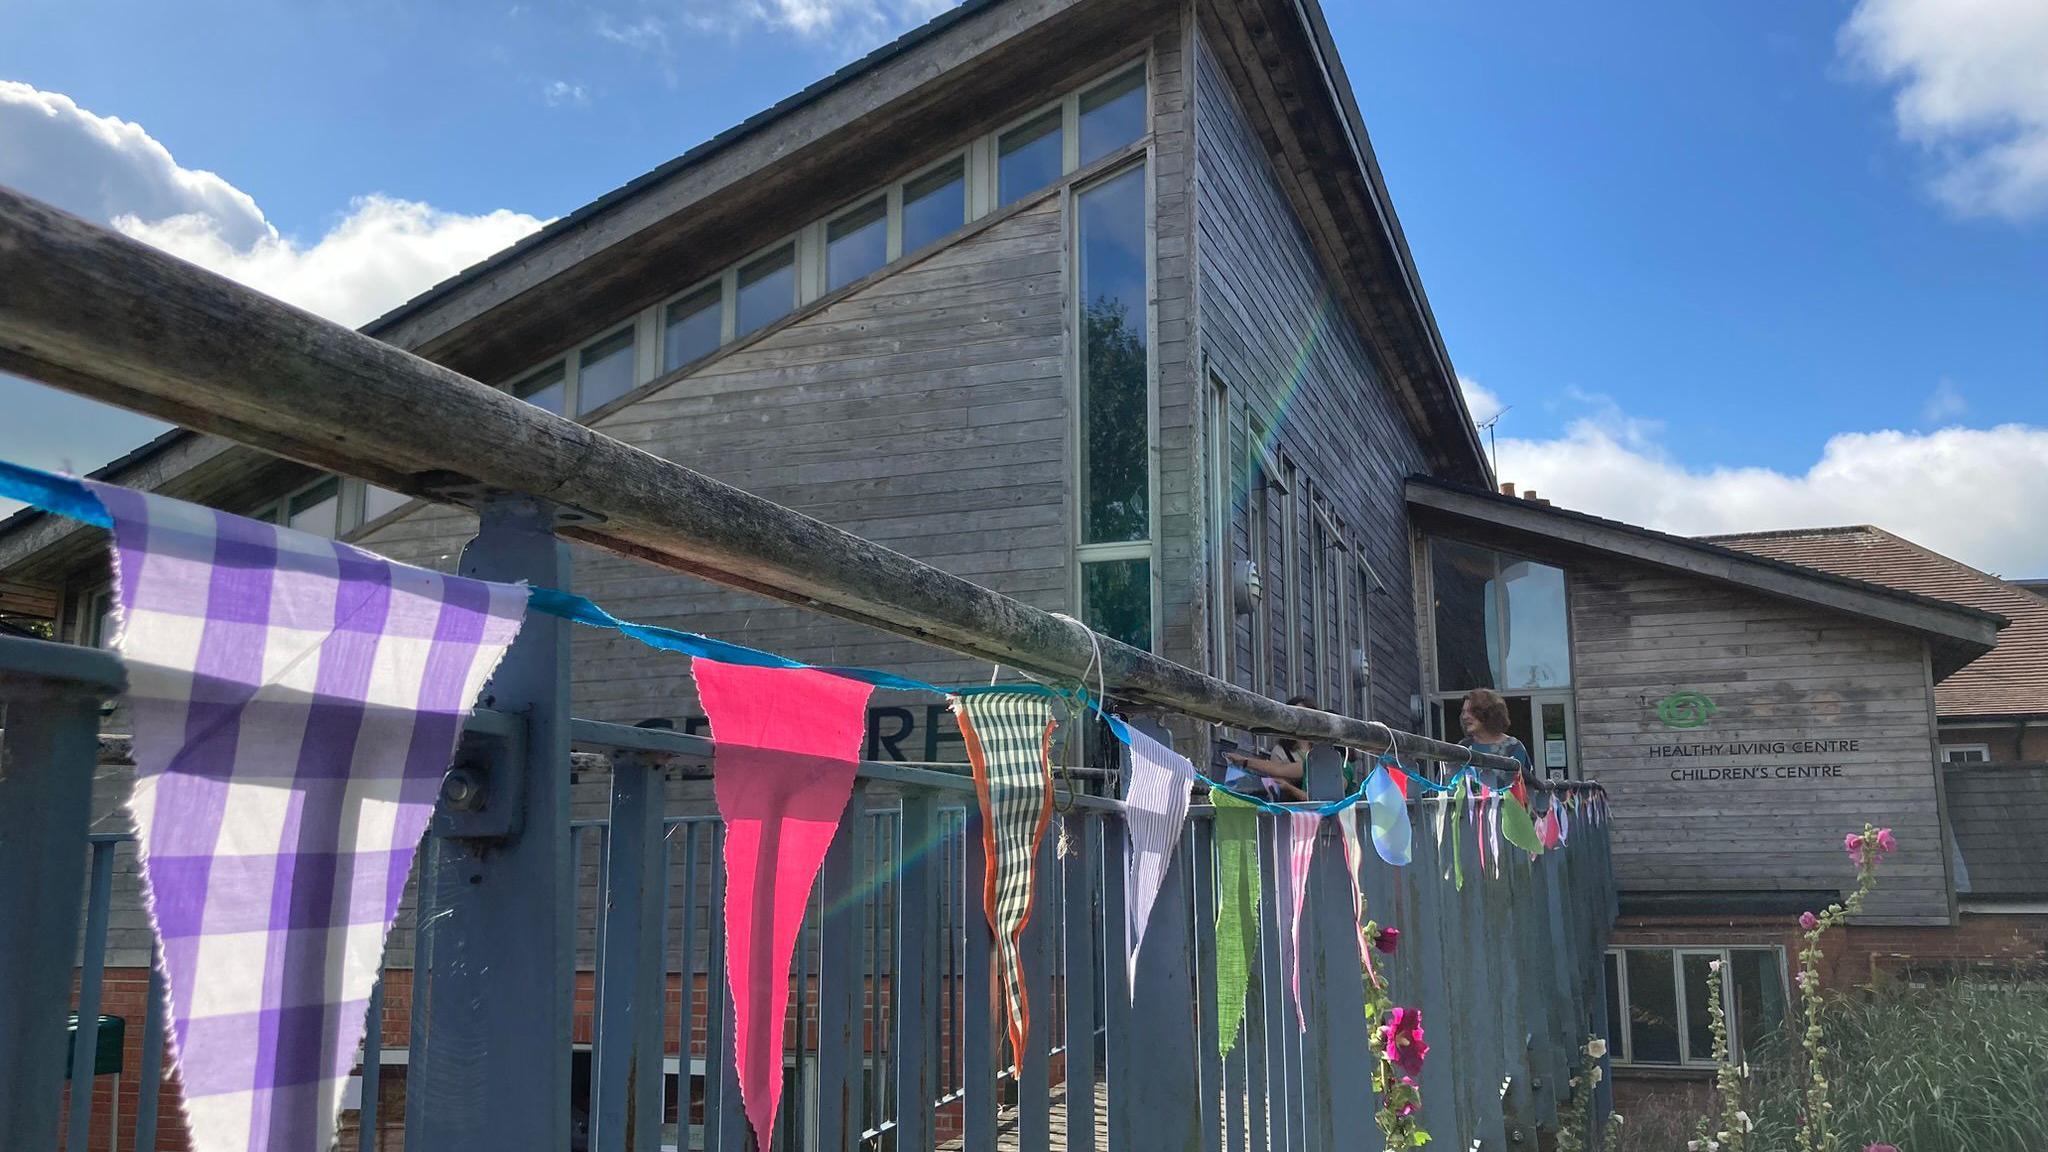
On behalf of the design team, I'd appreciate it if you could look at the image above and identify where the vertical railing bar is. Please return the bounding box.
[867,814,882,1136]
[360,976,383,1152]
[1061,812,1098,1152]
[66,839,117,1152]
[675,821,700,1152]
[1016,823,1052,1152]
[1256,815,1291,1152]
[1193,819,1223,1152]
[715,820,749,1150]
[894,793,937,1152]
[793,875,813,1152]
[1100,815,1130,1152]
[135,943,165,1152]
[818,786,868,1152]
[703,821,730,1149]
[961,804,996,1151]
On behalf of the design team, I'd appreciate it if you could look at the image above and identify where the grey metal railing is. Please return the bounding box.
[6,630,1615,1152]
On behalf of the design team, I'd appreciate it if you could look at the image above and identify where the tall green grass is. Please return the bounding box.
[1618,979,2048,1152]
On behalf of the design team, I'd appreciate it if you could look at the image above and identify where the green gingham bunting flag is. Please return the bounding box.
[952,690,1058,1059]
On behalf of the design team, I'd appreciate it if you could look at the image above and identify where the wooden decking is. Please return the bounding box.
[937,1082,1112,1151]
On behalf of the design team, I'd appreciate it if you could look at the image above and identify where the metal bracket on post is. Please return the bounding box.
[406,493,574,1152]
[430,710,528,841]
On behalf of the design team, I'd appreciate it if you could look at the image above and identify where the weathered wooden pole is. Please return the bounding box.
[0,186,1512,773]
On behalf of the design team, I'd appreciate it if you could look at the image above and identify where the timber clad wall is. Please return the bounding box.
[1570,561,1952,925]
[359,196,1076,723]
[1192,31,1430,720]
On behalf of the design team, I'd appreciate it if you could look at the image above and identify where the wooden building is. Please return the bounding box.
[2,0,2040,1127]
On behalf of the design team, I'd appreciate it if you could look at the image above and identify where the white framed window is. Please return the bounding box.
[1605,946,1789,1067]
[1941,743,1992,764]
[1282,460,1300,694]
[1073,154,1154,653]
[1355,558,1379,720]
[1207,372,1232,681]
[72,583,114,648]
[1246,417,1282,699]
[486,56,1150,432]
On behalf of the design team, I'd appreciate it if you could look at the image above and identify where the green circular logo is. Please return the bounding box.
[1655,691,1717,729]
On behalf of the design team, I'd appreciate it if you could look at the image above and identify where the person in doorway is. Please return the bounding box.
[1221,694,1316,802]
[1459,687,1543,794]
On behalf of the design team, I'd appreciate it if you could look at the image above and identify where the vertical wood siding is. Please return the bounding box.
[1190,31,1431,724]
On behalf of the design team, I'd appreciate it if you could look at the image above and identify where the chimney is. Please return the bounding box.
[1499,482,1517,498]
[1522,490,1538,502]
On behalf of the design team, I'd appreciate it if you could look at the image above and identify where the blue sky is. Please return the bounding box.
[3,0,2045,572]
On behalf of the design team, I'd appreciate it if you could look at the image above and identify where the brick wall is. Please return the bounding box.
[1612,910,2048,988]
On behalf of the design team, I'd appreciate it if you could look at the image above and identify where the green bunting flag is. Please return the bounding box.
[1213,791,1261,1057]
[1500,793,1546,856]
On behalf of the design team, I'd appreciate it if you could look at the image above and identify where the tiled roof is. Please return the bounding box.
[1706,526,2048,720]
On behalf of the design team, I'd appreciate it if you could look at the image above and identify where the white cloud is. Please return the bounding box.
[0,81,548,515]
[542,80,591,107]
[1459,375,1506,427]
[601,0,958,59]
[0,80,545,329]
[119,197,549,328]
[1841,0,2048,218]
[1483,396,2048,577]
[0,81,270,248]
[1922,378,1968,424]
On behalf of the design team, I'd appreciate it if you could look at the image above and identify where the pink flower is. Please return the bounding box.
[1375,927,1401,955]
[1877,828,1896,854]
[1382,1007,1429,1077]
[1799,911,1819,932]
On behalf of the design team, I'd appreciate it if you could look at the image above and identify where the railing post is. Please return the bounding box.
[818,786,870,1152]
[407,496,574,1152]
[1125,806,1201,1152]
[1298,747,1370,1151]
[593,749,671,1152]
[1063,811,1100,1152]
[0,638,121,1151]
[895,792,940,1152]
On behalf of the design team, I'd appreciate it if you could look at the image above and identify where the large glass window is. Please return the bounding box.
[1430,540,1570,691]
[1082,558,1151,651]
[735,245,795,337]
[901,160,966,253]
[1431,538,1499,691]
[363,484,410,523]
[287,477,341,537]
[576,328,637,414]
[1079,67,1146,165]
[826,198,888,291]
[512,362,566,415]
[1608,947,1787,1067]
[998,110,1063,206]
[1076,163,1149,544]
[663,284,723,371]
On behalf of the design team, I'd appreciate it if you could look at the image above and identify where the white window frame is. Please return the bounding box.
[1070,145,1159,652]
[1207,371,1232,680]
[488,54,1152,430]
[1941,743,1992,764]
[1355,556,1379,720]
[1607,945,1790,1068]
[1246,415,1281,699]
[1282,460,1300,694]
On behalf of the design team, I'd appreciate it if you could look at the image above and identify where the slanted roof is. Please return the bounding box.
[1,0,1490,582]
[1708,526,2048,722]
[1405,477,2004,680]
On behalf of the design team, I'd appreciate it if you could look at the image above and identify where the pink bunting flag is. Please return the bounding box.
[1123,725,1196,991]
[1284,810,1320,1031]
[1337,808,1376,982]
[697,659,874,1147]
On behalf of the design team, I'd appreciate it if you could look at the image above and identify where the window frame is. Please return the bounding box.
[1606,945,1790,1069]
[484,53,1150,430]
[1246,414,1281,699]
[1207,371,1232,681]
[1069,147,1158,653]
[1940,743,1992,764]
[1424,536,1575,695]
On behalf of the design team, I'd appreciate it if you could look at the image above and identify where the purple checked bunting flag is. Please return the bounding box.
[88,480,527,1152]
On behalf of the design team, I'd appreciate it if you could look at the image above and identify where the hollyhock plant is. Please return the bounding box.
[1383,1007,1429,1077]
[1799,911,1819,932]
[1374,926,1401,954]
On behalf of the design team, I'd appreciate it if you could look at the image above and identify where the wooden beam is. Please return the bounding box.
[0,186,1515,771]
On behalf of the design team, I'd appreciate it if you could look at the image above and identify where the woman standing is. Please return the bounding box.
[1459,687,1540,793]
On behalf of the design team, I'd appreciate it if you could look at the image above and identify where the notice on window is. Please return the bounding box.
[1545,739,1568,768]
